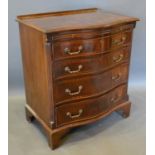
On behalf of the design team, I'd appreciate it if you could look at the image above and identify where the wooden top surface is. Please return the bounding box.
[17,8,139,33]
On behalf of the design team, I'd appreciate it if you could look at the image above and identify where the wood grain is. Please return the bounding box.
[53,47,130,80]
[54,63,129,105]
[17,8,139,33]
[56,84,127,127]
[19,24,54,125]
[17,8,138,149]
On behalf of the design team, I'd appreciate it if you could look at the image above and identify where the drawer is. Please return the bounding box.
[111,63,129,87]
[55,84,127,127]
[54,63,129,105]
[48,24,134,41]
[109,85,128,108]
[53,47,130,80]
[52,38,106,60]
[50,30,102,41]
[110,30,132,49]
[52,30,132,60]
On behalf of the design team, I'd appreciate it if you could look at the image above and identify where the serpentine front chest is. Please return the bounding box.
[17,8,139,149]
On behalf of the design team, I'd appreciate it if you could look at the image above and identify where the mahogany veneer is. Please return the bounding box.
[17,8,139,149]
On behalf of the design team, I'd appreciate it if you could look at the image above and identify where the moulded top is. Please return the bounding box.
[17,8,139,33]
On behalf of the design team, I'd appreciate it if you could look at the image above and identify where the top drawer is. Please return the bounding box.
[52,38,104,60]
[110,30,132,49]
[51,29,133,60]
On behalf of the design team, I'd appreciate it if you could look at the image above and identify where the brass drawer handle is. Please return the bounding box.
[112,36,126,45]
[64,46,83,55]
[65,65,83,74]
[66,109,83,119]
[65,85,83,96]
[111,96,119,103]
[112,74,121,82]
[113,54,124,63]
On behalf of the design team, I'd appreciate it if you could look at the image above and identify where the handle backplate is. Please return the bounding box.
[65,85,83,96]
[64,46,83,55]
[112,74,121,82]
[113,54,124,63]
[110,95,119,103]
[112,36,126,45]
[66,109,83,119]
[65,65,83,74]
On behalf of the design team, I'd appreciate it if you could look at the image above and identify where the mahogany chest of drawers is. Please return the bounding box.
[17,8,139,149]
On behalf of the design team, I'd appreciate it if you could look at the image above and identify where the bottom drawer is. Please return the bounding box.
[56,84,128,127]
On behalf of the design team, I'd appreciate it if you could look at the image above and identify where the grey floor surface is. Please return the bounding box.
[9,86,146,155]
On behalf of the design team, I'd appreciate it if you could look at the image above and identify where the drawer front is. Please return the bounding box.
[110,30,132,49]
[56,84,127,127]
[53,47,130,80]
[54,63,129,105]
[49,24,134,41]
[53,38,104,60]
[109,85,128,108]
[52,30,132,60]
[111,63,129,87]
[50,30,102,41]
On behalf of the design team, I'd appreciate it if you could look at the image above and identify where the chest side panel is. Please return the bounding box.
[19,23,53,124]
